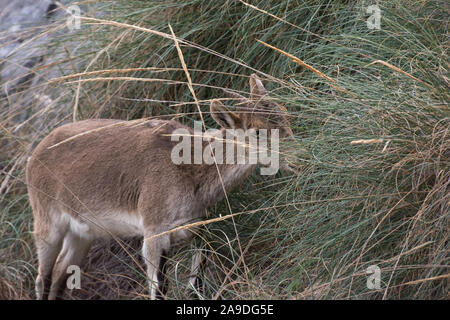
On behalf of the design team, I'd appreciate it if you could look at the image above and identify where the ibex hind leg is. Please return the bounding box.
[189,250,207,299]
[35,228,65,300]
[142,233,170,300]
[48,231,92,300]
[156,253,169,299]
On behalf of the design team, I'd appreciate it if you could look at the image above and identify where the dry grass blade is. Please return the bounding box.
[47,68,246,84]
[350,139,384,145]
[366,60,432,87]
[143,194,399,242]
[168,24,204,126]
[168,23,250,285]
[239,0,322,39]
[257,40,336,83]
[46,120,144,149]
[393,274,450,287]
[257,40,358,98]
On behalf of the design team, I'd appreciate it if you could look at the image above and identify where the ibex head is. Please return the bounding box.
[210,74,297,173]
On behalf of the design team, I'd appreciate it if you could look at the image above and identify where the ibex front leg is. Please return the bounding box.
[142,232,170,300]
[189,250,206,296]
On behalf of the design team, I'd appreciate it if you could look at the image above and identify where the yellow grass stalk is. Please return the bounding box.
[350,139,384,145]
[257,40,358,98]
[366,60,432,88]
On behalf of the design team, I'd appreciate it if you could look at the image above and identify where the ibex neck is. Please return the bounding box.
[198,162,256,208]
[193,127,255,206]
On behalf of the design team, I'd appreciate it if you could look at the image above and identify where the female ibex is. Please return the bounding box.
[26,74,295,299]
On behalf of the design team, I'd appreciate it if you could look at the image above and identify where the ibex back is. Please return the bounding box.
[26,74,295,299]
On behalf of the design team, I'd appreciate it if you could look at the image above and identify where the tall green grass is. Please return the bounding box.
[0,0,448,299]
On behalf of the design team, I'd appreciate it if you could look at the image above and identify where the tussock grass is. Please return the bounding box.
[0,0,448,299]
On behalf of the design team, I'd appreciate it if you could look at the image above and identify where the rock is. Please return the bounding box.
[0,0,54,95]
[0,0,80,128]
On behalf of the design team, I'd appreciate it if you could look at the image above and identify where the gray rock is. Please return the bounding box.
[0,0,82,128]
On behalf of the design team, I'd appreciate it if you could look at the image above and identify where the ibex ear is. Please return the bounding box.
[210,100,239,129]
[249,74,267,101]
